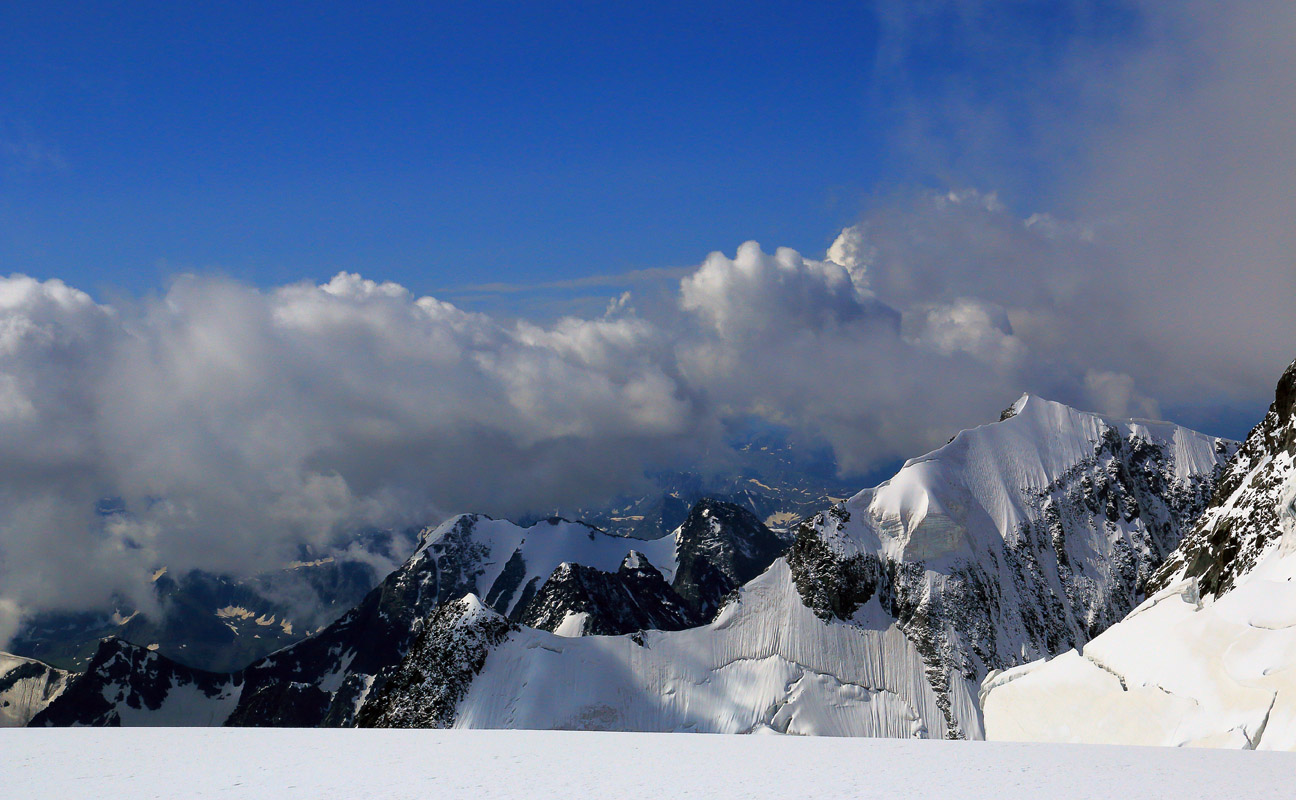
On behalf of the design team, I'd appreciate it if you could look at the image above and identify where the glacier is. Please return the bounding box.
[983,358,1296,749]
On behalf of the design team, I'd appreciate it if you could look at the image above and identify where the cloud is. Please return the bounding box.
[0,272,713,634]
[680,241,890,340]
[3,2,1294,641]
[0,186,1278,640]
[867,1,1296,404]
[444,265,694,295]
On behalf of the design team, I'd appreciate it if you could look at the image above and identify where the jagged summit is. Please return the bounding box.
[789,394,1234,737]
[518,556,696,636]
[668,497,792,619]
[982,354,1296,749]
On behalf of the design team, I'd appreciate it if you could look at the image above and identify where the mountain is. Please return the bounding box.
[982,358,1296,749]
[0,652,70,727]
[30,399,1231,735]
[29,638,240,727]
[783,394,1233,738]
[8,533,401,673]
[376,396,1228,737]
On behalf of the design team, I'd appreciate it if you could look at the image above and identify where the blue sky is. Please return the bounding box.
[0,2,880,298]
[0,2,1137,303]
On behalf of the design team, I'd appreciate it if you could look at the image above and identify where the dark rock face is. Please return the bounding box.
[1152,358,1296,597]
[787,506,880,621]
[519,554,698,636]
[224,535,453,727]
[356,597,514,728]
[670,498,792,619]
[32,638,238,727]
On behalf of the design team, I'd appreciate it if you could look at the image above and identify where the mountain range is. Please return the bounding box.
[983,358,1296,749]
[5,377,1257,738]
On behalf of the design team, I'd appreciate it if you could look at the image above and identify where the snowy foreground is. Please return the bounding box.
[4,729,1295,799]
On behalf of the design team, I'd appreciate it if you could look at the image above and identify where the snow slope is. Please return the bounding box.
[983,359,1296,749]
[4,728,1296,800]
[0,652,69,727]
[448,560,946,736]
[787,394,1232,738]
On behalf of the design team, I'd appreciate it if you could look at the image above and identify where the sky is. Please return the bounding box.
[1,2,1133,301]
[2,2,894,297]
[0,1,1294,637]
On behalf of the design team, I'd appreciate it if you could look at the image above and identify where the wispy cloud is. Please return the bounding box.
[442,265,693,295]
[0,137,68,174]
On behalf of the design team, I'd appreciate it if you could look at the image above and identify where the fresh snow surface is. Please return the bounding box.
[4,729,1295,799]
[982,397,1296,749]
[983,512,1296,749]
[454,559,950,737]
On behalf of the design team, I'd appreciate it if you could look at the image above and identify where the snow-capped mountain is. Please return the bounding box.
[29,399,1232,736]
[784,394,1234,738]
[0,652,70,727]
[982,358,1296,749]
[355,396,1227,737]
[30,639,239,727]
[35,503,788,727]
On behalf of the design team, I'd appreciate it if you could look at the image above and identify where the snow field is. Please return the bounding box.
[5,728,1295,800]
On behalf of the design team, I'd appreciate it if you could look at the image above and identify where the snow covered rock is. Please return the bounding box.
[788,394,1233,738]
[0,652,70,727]
[669,498,792,619]
[448,559,948,736]
[32,638,239,727]
[1151,358,1296,596]
[518,555,698,636]
[356,595,514,728]
[224,514,669,727]
[983,358,1296,749]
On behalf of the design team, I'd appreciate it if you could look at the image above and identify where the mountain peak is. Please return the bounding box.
[1149,353,1296,597]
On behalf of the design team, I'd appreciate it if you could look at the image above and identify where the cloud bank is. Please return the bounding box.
[2,1,1294,639]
